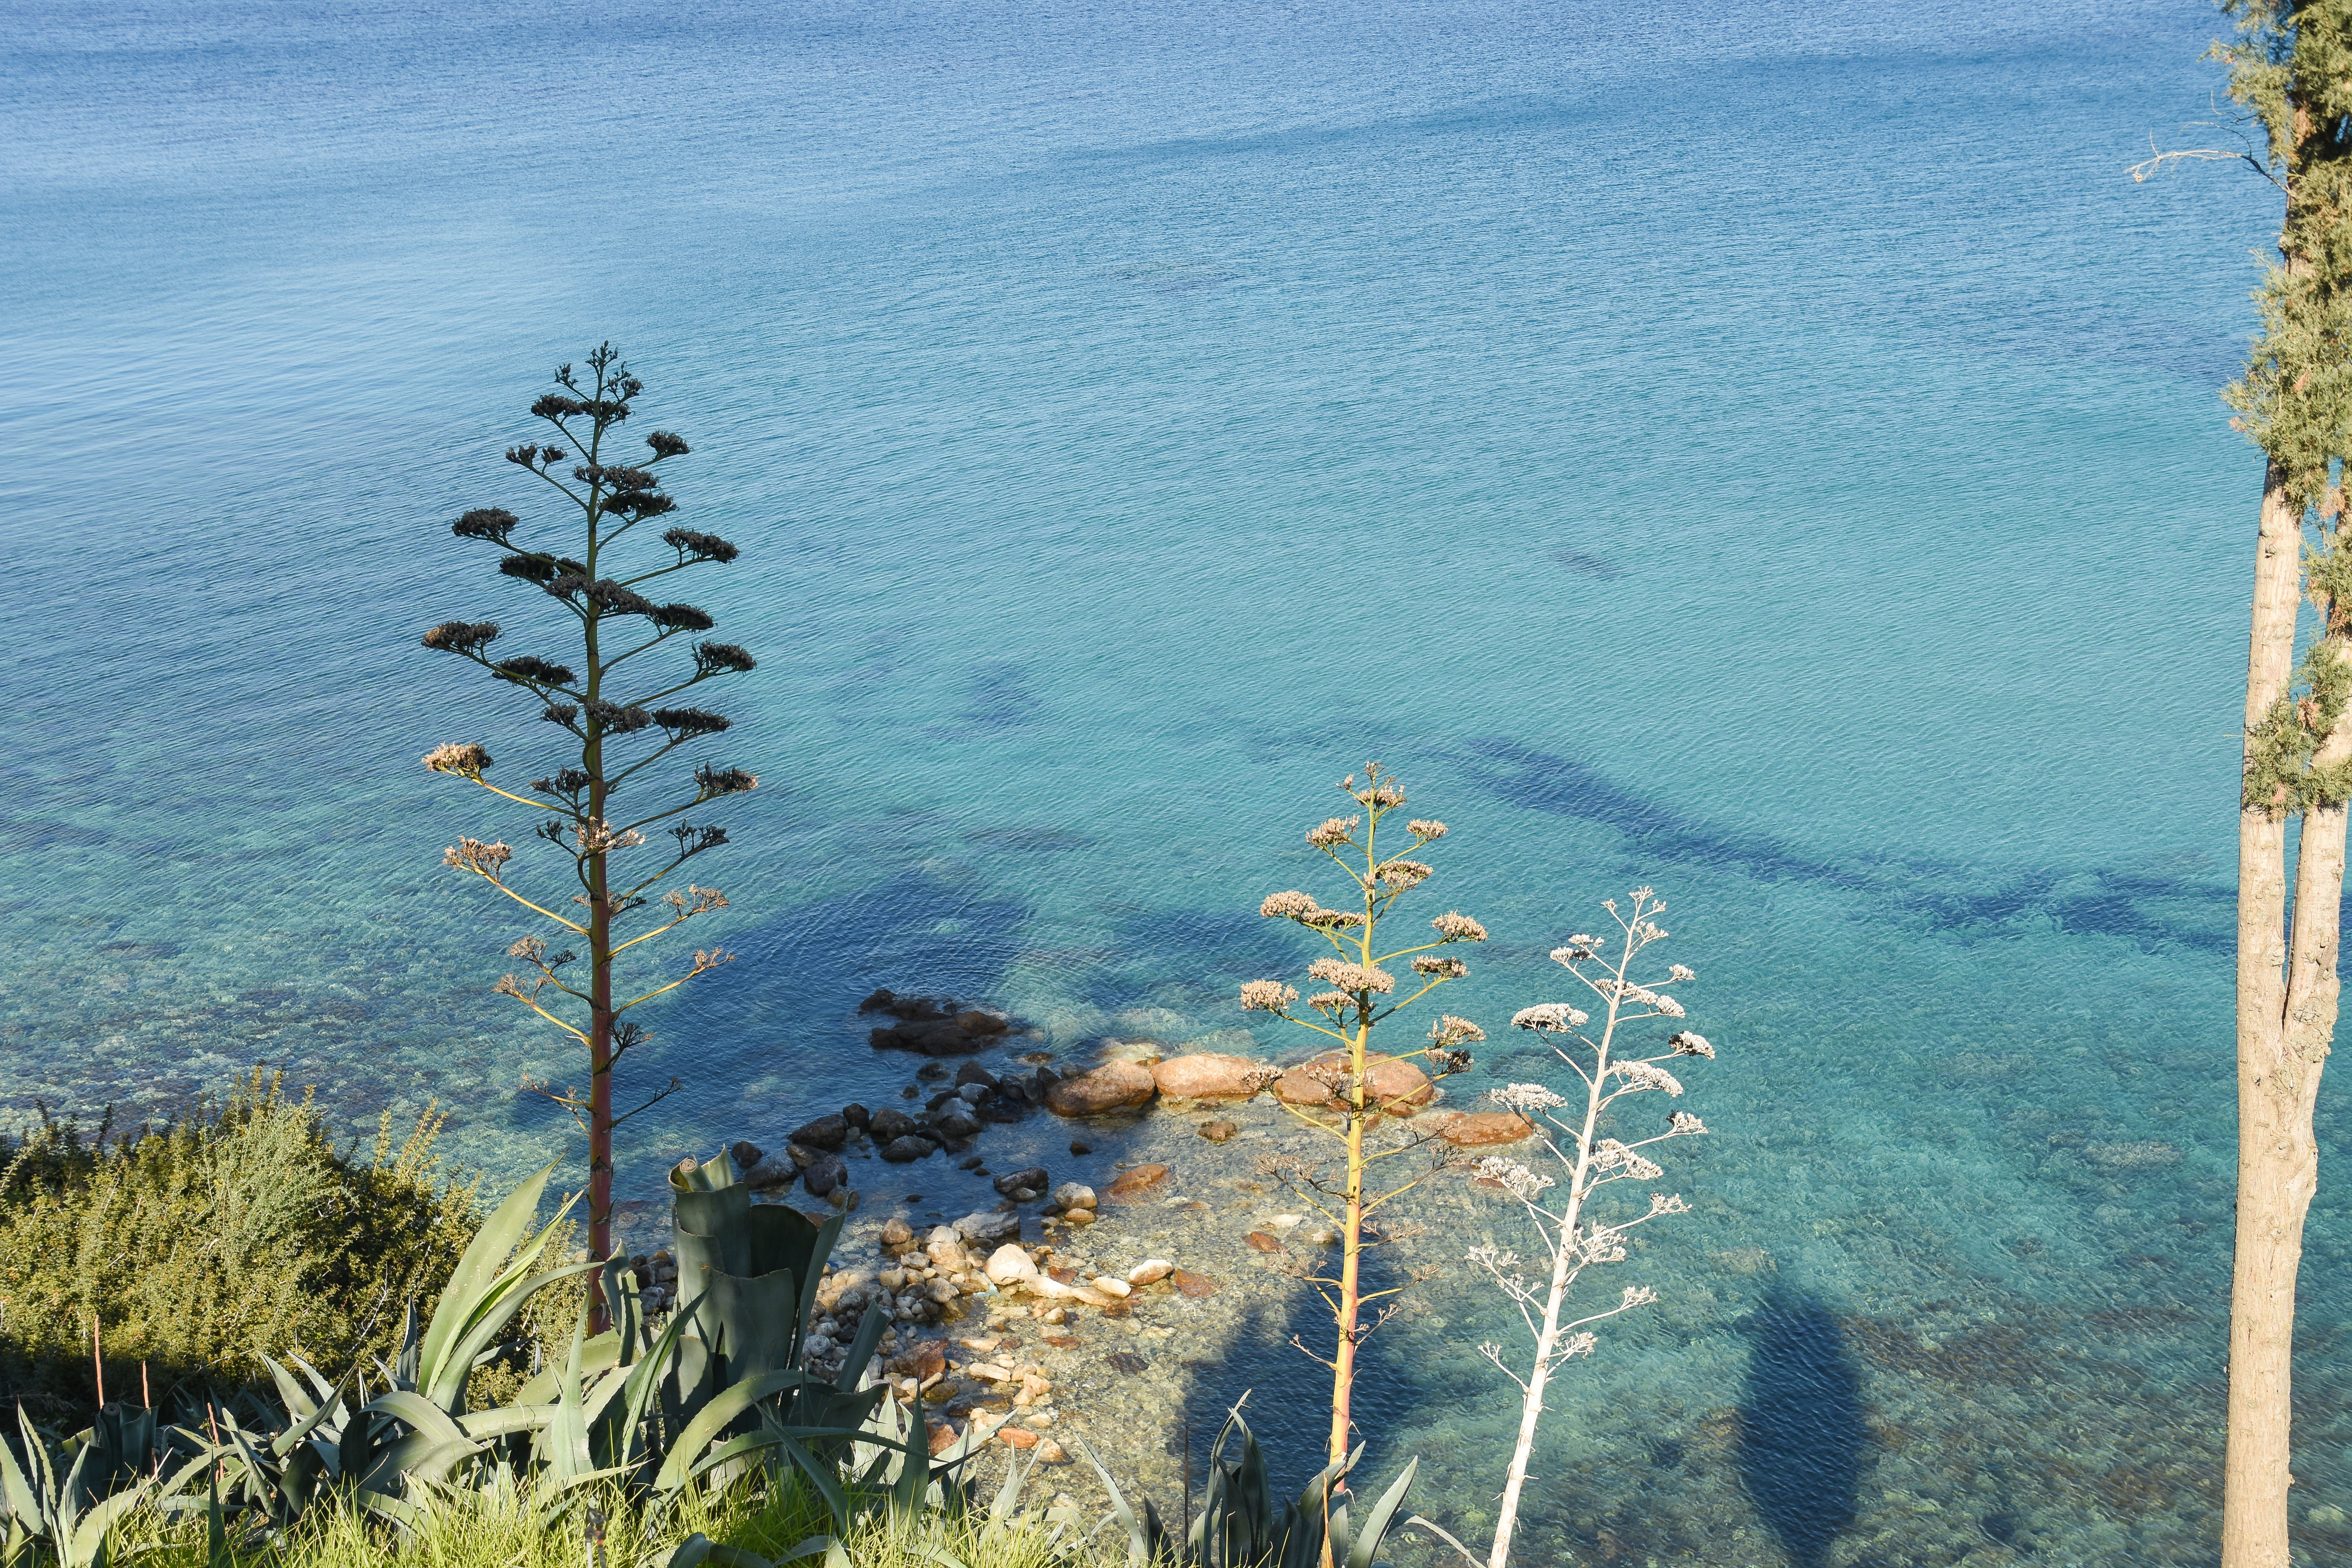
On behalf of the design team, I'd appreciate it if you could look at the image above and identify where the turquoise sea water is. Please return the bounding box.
[2,1,2336,1561]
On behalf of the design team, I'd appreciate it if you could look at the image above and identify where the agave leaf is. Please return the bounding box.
[353,1486,425,1534]
[778,1428,855,1534]
[288,1352,341,1414]
[609,1291,706,1470]
[1067,1434,1156,1568]
[991,1447,1035,1523]
[426,1258,601,1413]
[457,1403,558,1441]
[0,1414,44,1531]
[654,1369,806,1492]
[399,1437,486,1489]
[361,1390,470,1452]
[1345,1459,1418,1568]
[417,1161,559,1391]
[62,1484,149,1568]
[259,1354,318,1425]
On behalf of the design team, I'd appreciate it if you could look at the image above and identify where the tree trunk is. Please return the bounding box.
[2226,461,2333,1568]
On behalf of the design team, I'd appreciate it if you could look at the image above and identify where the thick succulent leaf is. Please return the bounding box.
[654,1369,807,1492]
[831,1299,889,1394]
[0,1416,44,1530]
[610,1292,706,1469]
[457,1403,557,1441]
[64,1485,150,1568]
[417,1161,559,1389]
[426,1258,601,1412]
[702,1268,801,1383]
[361,1390,470,1452]
[267,1383,345,1460]
[260,1356,317,1425]
[1346,1460,1419,1568]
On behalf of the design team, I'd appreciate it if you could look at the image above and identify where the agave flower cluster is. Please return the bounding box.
[1448,886,1717,1568]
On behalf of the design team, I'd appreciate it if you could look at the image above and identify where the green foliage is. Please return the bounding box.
[2218,0,2352,502]
[0,1073,479,1416]
[1072,1405,1419,1568]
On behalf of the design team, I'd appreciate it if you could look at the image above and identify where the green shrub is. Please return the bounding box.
[0,1070,481,1415]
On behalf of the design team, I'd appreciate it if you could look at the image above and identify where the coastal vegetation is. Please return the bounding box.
[2193,3,2352,1561]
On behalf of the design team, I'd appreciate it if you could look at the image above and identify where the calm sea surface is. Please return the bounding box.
[1,1,2331,1562]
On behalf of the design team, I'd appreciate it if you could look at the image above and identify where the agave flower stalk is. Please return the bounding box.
[1449,886,1712,1568]
[422,344,757,1325]
[1238,762,1485,1468]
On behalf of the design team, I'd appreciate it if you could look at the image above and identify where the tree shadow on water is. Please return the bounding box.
[1738,1287,1867,1568]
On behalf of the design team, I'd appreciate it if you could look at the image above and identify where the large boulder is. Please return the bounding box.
[880,1135,938,1163]
[1274,1052,1432,1114]
[802,1154,848,1195]
[790,1114,850,1151]
[984,1243,1039,1286]
[869,1108,919,1142]
[1045,1060,1157,1117]
[1151,1053,1276,1101]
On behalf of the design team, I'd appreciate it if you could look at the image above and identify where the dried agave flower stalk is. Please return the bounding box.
[1238,761,1484,1468]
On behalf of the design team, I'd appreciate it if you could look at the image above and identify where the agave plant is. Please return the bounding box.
[0,1404,210,1568]
[1074,1404,1418,1568]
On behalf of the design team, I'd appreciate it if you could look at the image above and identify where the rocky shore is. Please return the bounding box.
[618,1011,1541,1477]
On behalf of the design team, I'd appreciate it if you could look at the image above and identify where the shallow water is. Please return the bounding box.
[3,0,2340,1561]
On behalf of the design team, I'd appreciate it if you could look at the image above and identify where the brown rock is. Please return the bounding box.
[1150,1053,1276,1101]
[998,1426,1040,1449]
[927,1421,959,1456]
[1104,1163,1171,1201]
[1045,1060,1158,1116]
[1044,1334,1080,1348]
[1245,1231,1284,1253]
[889,1341,946,1381]
[1365,1057,1434,1113]
[1275,1052,1431,1114]
[1274,1065,1341,1108]
[1172,1269,1218,1298]
[1198,1120,1238,1143]
[1440,1111,1536,1146]
[1104,1351,1149,1375]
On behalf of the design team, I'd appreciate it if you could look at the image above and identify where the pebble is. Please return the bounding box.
[1127,1259,1174,1286]
[1198,1120,1238,1143]
[995,1166,1051,1199]
[880,1217,914,1249]
[956,1210,1023,1245]
[1104,1164,1170,1201]
[1092,1277,1131,1298]
[1172,1269,1218,1298]
[1051,1181,1097,1210]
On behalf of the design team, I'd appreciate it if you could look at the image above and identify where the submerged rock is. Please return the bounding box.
[956,1210,1022,1245]
[1439,1111,1535,1145]
[1150,1053,1276,1101]
[881,1136,938,1163]
[1104,1164,1170,1201]
[995,1166,1050,1198]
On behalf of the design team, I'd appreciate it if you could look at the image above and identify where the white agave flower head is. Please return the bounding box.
[1610,1060,1685,1097]
[1591,1140,1664,1181]
[1489,1082,1568,1112]
[1475,1156,1555,1203]
[1668,1110,1708,1136]
[1669,964,1696,983]
[1668,1031,1715,1059]
[1511,1003,1588,1033]
[1560,1331,1599,1359]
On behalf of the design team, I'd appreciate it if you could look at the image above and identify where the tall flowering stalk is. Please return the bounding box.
[1435,886,1712,1568]
[421,345,757,1324]
[1240,762,1486,1468]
